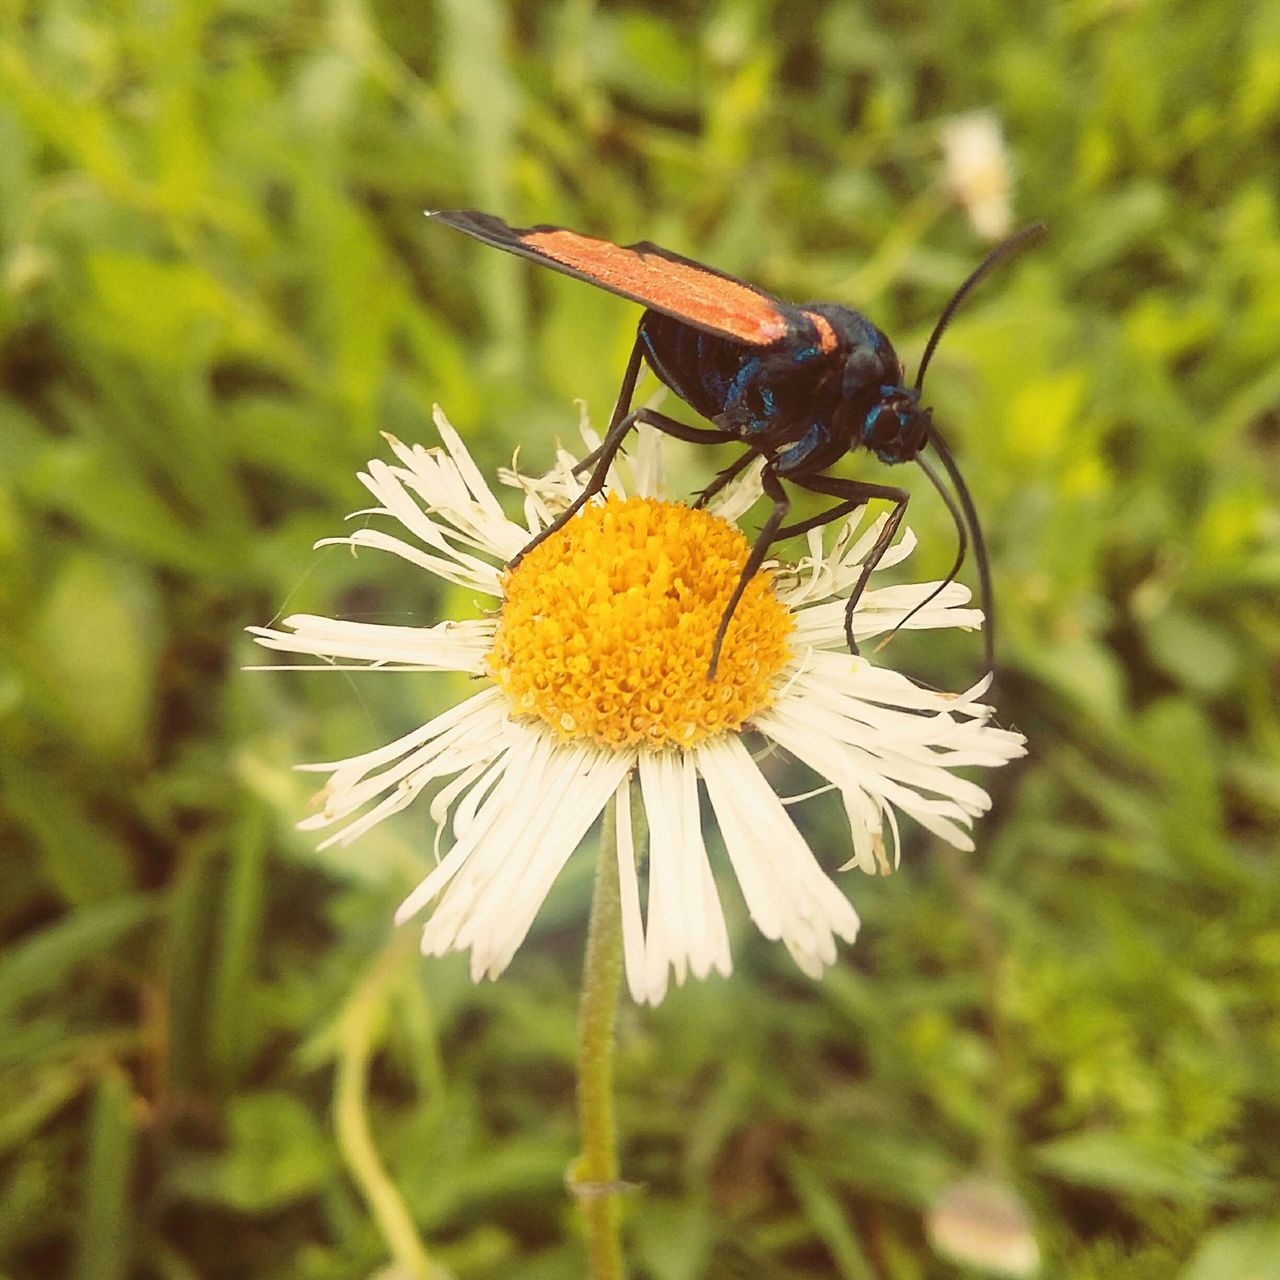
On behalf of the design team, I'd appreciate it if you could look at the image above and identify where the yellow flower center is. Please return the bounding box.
[488,496,794,749]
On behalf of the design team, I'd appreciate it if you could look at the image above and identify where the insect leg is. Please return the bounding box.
[774,497,871,541]
[708,462,789,679]
[632,415,740,447]
[693,448,761,508]
[786,474,910,655]
[511,335,658,567]
[511,409,642,568]
[575,410,740,474]
[570,336,646,477]
[513,410,739,568]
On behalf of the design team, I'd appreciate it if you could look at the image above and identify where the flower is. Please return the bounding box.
[928,1176,1040,1278]
[941,110,1014,241]
[250,408,1025,1004]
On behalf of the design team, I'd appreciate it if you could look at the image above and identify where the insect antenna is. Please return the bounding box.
[931,425,995,674]
[914,222,1046,393]
[879,448,968,647]
[882,430,996,673]
[888,223,1043,674]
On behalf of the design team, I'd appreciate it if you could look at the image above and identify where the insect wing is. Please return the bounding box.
[429,209,796,347]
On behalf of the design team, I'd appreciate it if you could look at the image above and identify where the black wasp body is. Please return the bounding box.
[638,304,922,474]
[429,209,1042,677]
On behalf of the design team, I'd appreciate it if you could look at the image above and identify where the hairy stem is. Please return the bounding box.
[572,790,627,1279]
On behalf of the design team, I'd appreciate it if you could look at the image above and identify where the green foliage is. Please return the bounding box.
[1,0,1277,1277]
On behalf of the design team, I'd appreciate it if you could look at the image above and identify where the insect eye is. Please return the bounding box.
[870,409,902,445]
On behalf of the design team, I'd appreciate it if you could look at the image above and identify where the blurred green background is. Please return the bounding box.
[2,1,1279,1277]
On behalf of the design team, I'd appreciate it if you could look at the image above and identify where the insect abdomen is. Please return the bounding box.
[637,312,754,424]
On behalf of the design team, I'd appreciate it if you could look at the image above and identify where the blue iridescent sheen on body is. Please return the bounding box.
[863,404,891,460]
[637,304,903,452]
[725,356,758,407]
[777,423,828,473]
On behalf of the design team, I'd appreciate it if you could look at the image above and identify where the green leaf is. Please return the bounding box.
[784,1155,877,1280]
[27,442,231,577]
[169,1093,335,1213]
[1033,1132,1225,1202]
[632,1196,715,1280]
[27,550,160,762]
[73,1070,136,1280]
[207,802,271,1086]
[1143,609,1239,696]
[78,251,265,367]
[1179,1218,1280,1280]
[1,763,134,905]
[0,895,155,1021]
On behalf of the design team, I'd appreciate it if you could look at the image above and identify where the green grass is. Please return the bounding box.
[2,1,1279,1277]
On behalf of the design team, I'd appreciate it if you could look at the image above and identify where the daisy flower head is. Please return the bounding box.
[941,110,1014,242]
[251,408,1025,1005]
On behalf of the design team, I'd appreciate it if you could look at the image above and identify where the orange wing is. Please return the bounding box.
[429,210,795,347]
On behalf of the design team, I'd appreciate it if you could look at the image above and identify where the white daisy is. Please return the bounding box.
[941,110,1014,241]
[250,408,1026,1005]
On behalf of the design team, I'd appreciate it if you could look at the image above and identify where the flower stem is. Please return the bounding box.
[335,934,448,1280]
[572,791,627,1280]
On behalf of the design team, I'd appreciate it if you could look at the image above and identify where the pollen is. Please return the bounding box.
[488,496,794,749]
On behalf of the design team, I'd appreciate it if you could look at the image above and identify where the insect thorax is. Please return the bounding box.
[638,305,903,457]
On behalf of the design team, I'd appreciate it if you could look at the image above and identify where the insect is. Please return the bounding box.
[429,209,1042,677]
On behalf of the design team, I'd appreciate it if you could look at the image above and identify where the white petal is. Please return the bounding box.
[431,406,509,521]
[319,527,503,596]
[640,752,685,1000]
[695,737,859,978]
[424,735,586,951]
[297,690,510,854]
[362,455,510,566]
[675,752,731,980]
[248,615,493,673]
[428,759,490,858]
[405,734,634,980]
[302,686,504,780]
[637,751,731,1004]
[631,422,665,500]
[754,664,1025,859]
[394,728,543,923]
[787,584,981,649]
[438,743,634,978]
[706,455,765,523]
[481,747,634,974]
[614,777,650,1005]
